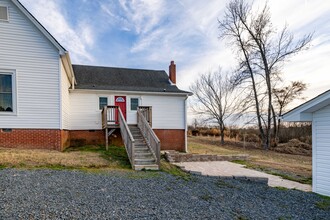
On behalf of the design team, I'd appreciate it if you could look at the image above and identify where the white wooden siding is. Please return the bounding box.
[69,91,186,130]
[127,96,141,124]
[313,104,330,196]
[61,61,70,129]
[0,0,61,129]
[141,95,185,129]
[70,92,110,130]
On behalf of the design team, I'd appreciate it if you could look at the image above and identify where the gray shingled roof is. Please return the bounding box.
[72,65,190,94]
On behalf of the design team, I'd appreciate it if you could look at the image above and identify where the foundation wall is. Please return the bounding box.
[153,129,185,152]
[0,129,63,150]
[0,128,185,151]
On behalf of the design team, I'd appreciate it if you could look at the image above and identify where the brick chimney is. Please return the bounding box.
[169,61,176,84]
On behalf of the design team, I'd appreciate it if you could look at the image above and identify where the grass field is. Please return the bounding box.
[0,136,312,183]
[188,136,312,184]
[0,145,188,179]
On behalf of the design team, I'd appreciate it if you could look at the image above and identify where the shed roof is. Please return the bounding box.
[282,89,330,122]
[72,64,191,94]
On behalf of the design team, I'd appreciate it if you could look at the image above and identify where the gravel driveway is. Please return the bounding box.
[0,169,329,219]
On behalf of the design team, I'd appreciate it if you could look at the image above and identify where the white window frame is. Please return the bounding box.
[0,5,9,22]
[129,97,140,112]
[0,70,17,115]
[98,96,108,110]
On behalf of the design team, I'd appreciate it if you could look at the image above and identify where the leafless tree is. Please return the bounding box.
[189,69,238,145]
[272,81,307,144]
[219,0,312,149]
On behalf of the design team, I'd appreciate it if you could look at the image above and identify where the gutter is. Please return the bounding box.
[70,88,193,96]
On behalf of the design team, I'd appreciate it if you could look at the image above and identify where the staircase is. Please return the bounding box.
[129,125,159,170]
[102,105,160,171]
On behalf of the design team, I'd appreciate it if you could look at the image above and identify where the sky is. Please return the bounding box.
[19,0,330,112]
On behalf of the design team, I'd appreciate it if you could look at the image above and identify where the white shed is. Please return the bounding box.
[282,90,330,196]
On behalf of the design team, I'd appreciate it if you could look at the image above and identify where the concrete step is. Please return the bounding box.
[134,164,159,171]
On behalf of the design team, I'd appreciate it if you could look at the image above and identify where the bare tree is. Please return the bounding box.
[219,0,312,149]
[272,81,307,144]
[189,69,237,145]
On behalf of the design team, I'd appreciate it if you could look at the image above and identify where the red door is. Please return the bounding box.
[115,96,127,121]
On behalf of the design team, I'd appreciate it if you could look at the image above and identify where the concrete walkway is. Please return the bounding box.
[174,161,312,192]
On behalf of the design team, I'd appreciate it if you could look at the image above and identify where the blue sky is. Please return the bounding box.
[20,0,330,108]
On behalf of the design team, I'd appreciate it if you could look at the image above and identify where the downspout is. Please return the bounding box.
[184,95,188,152]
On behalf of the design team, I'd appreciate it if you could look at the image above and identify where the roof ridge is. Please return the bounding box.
[72,64,165,72]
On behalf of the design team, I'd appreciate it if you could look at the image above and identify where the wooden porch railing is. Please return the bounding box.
[102,105,135,168]
[118,107,135,167]
[137,106,152,127]
[137,107,160,166]
[102,105,119,129]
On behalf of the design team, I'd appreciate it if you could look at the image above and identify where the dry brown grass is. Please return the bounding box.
[0,147,111,168]
[188,136,312,183]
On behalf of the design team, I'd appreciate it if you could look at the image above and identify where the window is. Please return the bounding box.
[99,97,108,110]
[0,74,13,112]
[0,6,8,21]
[130,98,139,111]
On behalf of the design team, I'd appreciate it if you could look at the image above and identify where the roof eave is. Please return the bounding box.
[70,88,192,96]
[282,89,330,121]
[60,52,76,85]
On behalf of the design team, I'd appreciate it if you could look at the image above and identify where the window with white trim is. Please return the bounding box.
[130,98,139,111]
[99,97,108,110]
[0,6,9,21]
[0,72,14,113]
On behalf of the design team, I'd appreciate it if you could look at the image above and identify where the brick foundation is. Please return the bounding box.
[69,130,105,147]
[0,129,68,151]
[69,129,123,147]
[153,129,185,152]
[0,128,184,152]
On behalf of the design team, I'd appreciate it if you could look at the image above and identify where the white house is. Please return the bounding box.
[0,0,191,170]
[282,90,330,196]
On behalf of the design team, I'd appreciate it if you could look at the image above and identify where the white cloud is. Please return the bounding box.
[20,0,95,63]
[19,0,330,109]
[100,0,166,35]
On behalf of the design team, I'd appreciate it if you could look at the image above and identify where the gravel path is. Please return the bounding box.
[0,169,329,220]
